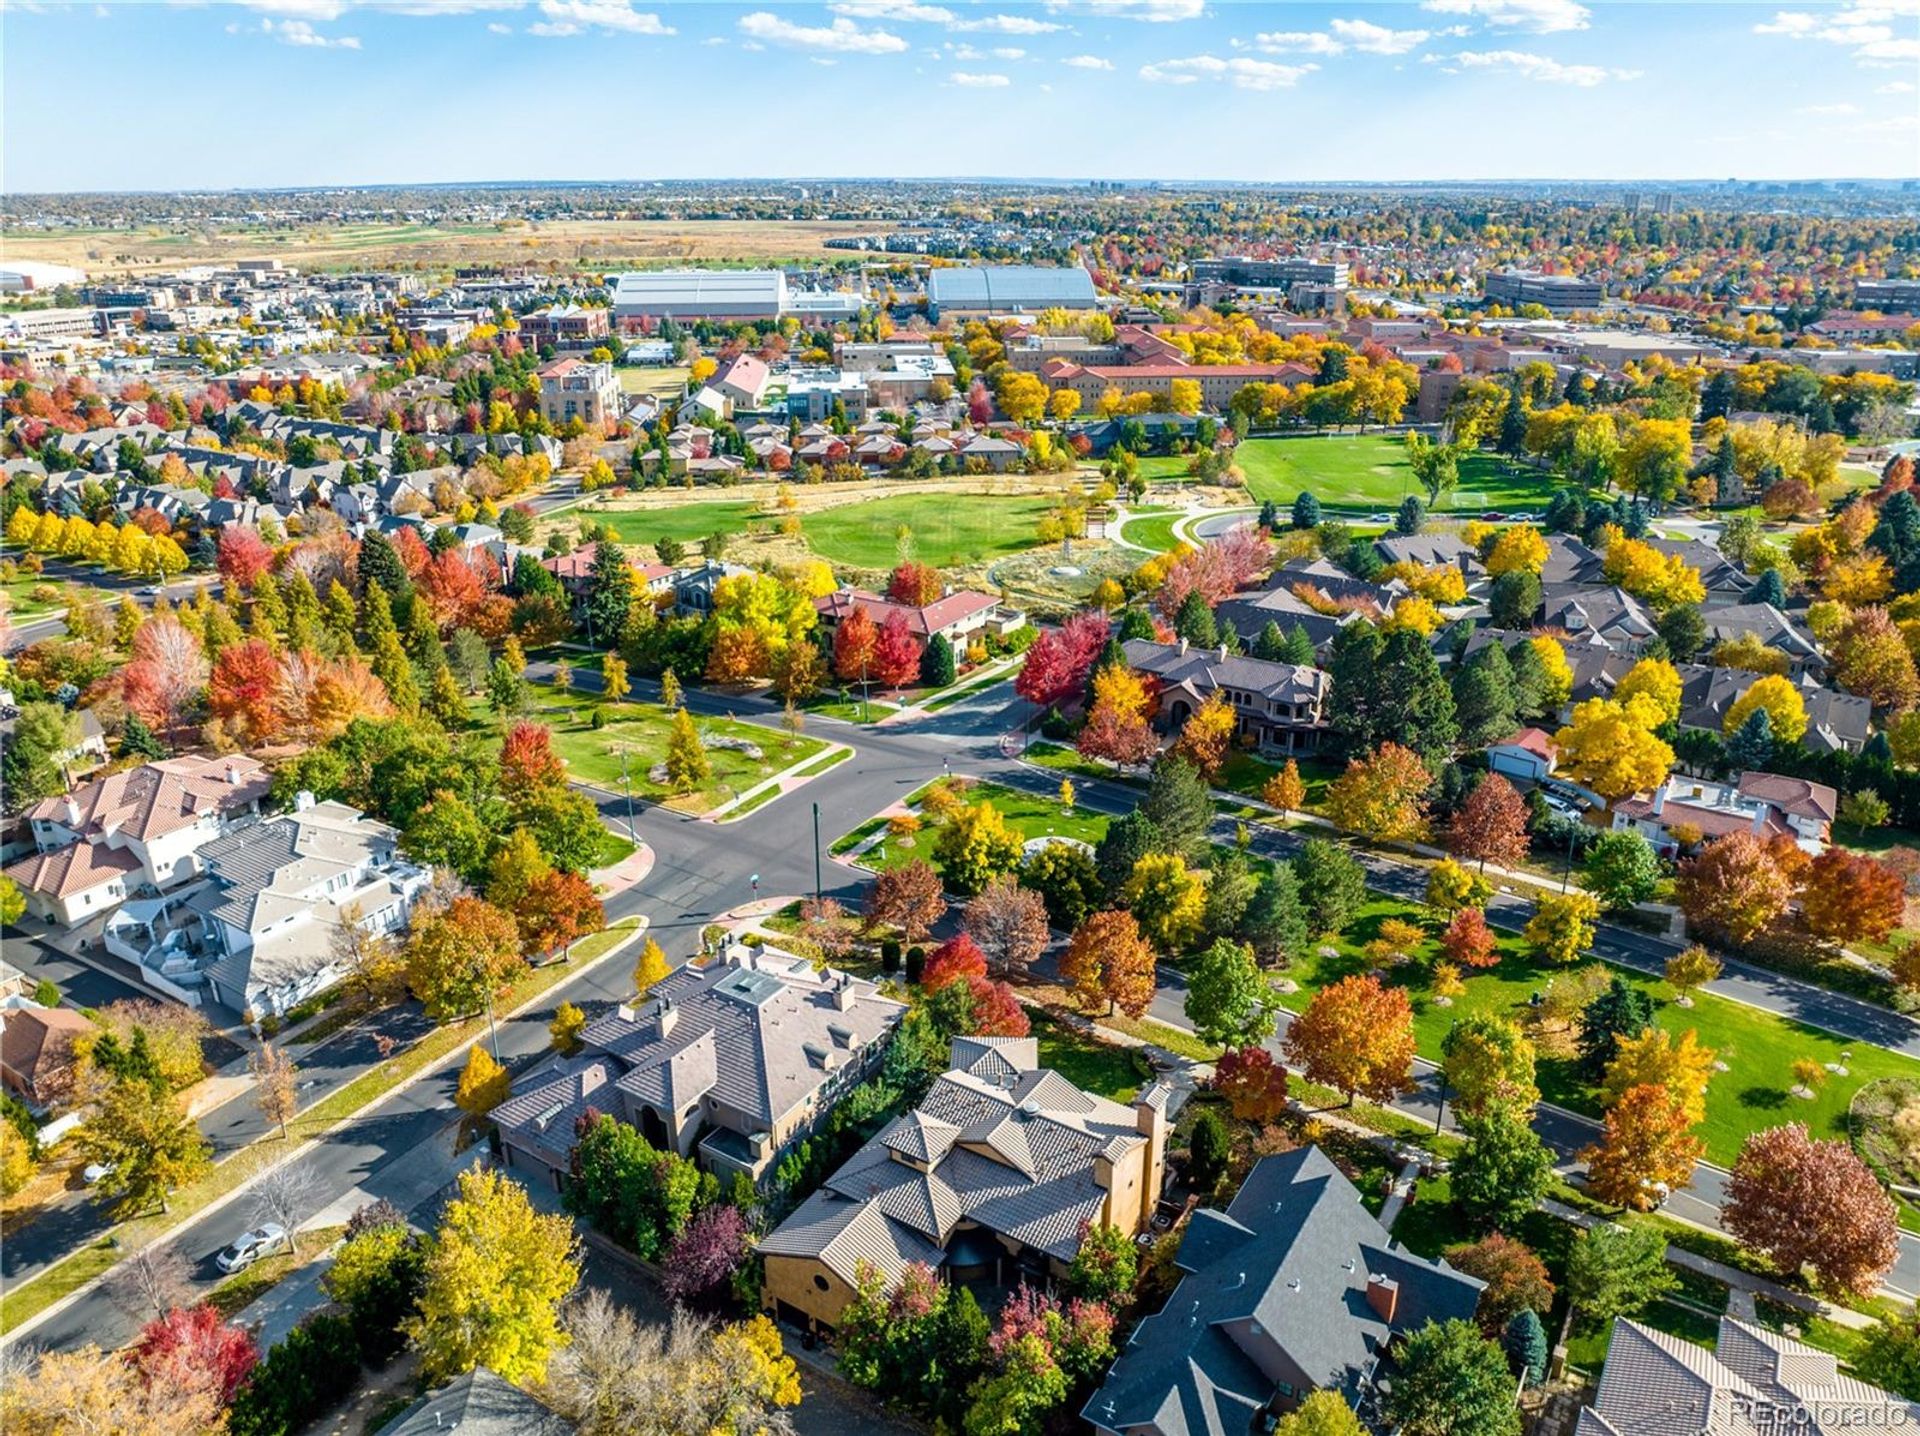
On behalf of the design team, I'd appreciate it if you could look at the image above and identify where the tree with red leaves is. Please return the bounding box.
[1676,832,1796,946]
[968,379,994,426]
[1442,906,1499,969]
[215,526,273,591]
[122,617,208,737]
[1014,611,1109,710]
[1157,527,1273,617]
[1447,774,1532,872]
[132,1303,259,1406]
[888,562,943,608]
[1724,1123,1899,1297]
[419,549,486,628]
[660,1201,751,1307]
[963,973,1030,1038]
[1213,1046,1289,1122]
[1284,973,1417,1104]
[1800,848,1906,947]
[207,638,285,748]
[514,869,603,958]
[872,610,923,690]
[499,721,567,807]
[1059,909,1156,1019]
[833,607,879,685]
[864,858,948,943]
[922,933,989,992]
[391,526,432,577]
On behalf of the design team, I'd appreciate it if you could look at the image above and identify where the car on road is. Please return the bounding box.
[215,1223,288,1273]
[136,585,163,597]
[1481,510,1508,522]
[82,1161,115,1185]
[1366,512,1395,525]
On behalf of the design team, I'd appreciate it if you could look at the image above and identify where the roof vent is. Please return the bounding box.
[1286,1278,1301,1292]
[1019,1098,1040,1116]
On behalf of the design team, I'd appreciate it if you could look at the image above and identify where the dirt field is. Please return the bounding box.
[0,219,881,276]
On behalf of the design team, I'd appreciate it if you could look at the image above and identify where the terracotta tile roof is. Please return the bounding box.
[1497,727,1558,760]
[5,841,141,899]
[814,587,999,640]
[27,755,270,845]
[1,1006,93,1091]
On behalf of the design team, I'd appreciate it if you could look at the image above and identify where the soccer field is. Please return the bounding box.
[801,493,1058,569]
[1236,435,1554,513]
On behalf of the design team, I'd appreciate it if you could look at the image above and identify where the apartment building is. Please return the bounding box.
[536,357,621,430]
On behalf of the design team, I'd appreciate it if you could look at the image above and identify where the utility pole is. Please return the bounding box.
[812,801,823,903]
[616,745,638,843]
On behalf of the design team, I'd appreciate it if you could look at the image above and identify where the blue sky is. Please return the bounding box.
[3,0,1916,191]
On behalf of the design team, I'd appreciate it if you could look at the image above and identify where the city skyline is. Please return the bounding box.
[2,0,1915,193]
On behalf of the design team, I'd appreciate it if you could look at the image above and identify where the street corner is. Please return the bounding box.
[592,840,656,895]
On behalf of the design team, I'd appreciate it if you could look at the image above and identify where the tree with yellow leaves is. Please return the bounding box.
[1529,635,1574,712]
[633,936,670,996]
[1485,527,1549,578]
[1602,1027,1717,1125]
[1121,852,1209,952]
[1524,890,1601,965]
[455,1044,510,1116]
[1323,742,1432,844]
[1723,674,1809,746]
[1170,691,1236,779]
[1426,857,1492,917]
[1554,694,1674,800]
[1602,538,1705,611]
[1615,656,1682,726]
[1262,758,1306,817]
[409,1165,579,1386]
[1381,594,1442,636]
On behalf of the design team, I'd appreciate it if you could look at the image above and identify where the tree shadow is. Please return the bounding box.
[1738,1085,1789,1111]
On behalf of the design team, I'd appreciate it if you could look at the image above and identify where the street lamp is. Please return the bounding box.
[812,801,823,903]
[616,746,638,844]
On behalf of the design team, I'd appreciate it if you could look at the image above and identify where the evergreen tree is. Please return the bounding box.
[1725,705,1775,770]
[1378,628,1458,771]
[1489,570,1541,630]
[1173,590,1218,648]
[1713,435,1743,505]
[1453,642,1518,748]
[1142,757,1214,861]
[1280,623,1317,666]
[1094,810,1164,895]
[1497,385,1530,455]
[1257,499,1281,530]
[120,711,168,760]
[921,632,957,687]
[1577,977,1657,1079]
[1291,491,1322,530]
[1657,604,1706,662]
[1116,606,1156,642]
[584,541,636,648]
[1395,495,1426,536]
[1253,620,1289,661]
[358,531,412,608]
[1743,568,1787,608]
[1504,1309,1549,1385]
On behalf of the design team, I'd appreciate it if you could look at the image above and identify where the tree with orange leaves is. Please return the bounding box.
[1059,908,1157,1019]
[1323,742,1432,844]
[498,721,567,807]
[1583,1082,1704,1211]
[207,637,285,747]
[833,607,879,685]
[1441,906,1499,969]
[1283,973,1417,1104]
[1169,691,1236,779]
[1800,848,1906,947]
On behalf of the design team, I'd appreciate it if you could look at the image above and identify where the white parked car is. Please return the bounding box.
[215,1223,288,1273]
[82,1161,115,1185]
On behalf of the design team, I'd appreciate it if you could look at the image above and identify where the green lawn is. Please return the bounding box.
[588,500,762,552]
[1029,1012,1150,1102]
[1216,751,1344,809]
[1276,898,1920,1168]
[1236,435,1554,513]
[864,779,1109,872]
[1120,509,1185,553]
[802,493,1059,569]
[0,571,75,618]
[485,683,825,815]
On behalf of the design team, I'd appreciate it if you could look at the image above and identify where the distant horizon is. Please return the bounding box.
[3,1,1916,193]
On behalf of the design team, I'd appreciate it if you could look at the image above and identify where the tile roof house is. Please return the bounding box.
[99,796,430,1018]
[758,1035,1172,1335]
[1643,536,1750,606]
[1539,533,1608,587]
[1577,1314,1920,1435]
[1123,638,1331,756]
[0,1004,93,1108]
[710,354,772,409]
[1701,603,1825,678]
[380,1368,575,1436]
[1612,770,1838,856]
[812,587,1014,647]
[9,755,272,926]
[494,1056,623,1190]
[1539,584,1660,654]
[1676,666,1871,754]
[1084,1147,1484,1436]
[553,942,906,1189]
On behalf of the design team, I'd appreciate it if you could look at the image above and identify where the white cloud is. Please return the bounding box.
[1062,52,1113,67]
[950,69,1012,85]
[1878,78,1917,92]
[1254,29,1346,54]
[830,0,954,20]
[1328,17,1431,52]
[1796,101,1861,114]
[262,16,360,46]
[1441,48,1635,83]
[208,0,520,14]
[1421,0,1590,33]
[954,13,1066,32]
[526,1,672,35]
[487,19,510,30]
[1051,0,1206,22]
[1139,54,1316,88]
[1753,4,1920,64]
[955,41,1024,58]
[736,10,908,51]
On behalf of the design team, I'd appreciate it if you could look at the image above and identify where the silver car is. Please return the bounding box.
[215,1223,288,1273]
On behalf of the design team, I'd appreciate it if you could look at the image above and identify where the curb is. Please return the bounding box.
[0,920,650,1348]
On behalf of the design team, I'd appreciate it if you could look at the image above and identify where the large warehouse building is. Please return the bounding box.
[926,264,1099,319]
[610,269,788,322]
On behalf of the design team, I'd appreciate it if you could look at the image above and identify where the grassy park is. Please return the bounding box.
[859,779,1108,872]
[1236,434,1553,513]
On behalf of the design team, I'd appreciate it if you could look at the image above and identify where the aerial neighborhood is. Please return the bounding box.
[2,32,1920,1433]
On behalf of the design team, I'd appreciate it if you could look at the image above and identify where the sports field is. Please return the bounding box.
[591,500,762,552]
[1236,435,1553,513]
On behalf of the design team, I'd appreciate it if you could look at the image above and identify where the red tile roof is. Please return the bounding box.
[27,755,269,845]
[5,841,140,899]
[814,588,998,640]
[1,1006,93,1094]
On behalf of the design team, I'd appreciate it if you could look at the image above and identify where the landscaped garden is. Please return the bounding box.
[1273,895,1920,1168]
[1235,434,1554,513]
[856,778,1110,872]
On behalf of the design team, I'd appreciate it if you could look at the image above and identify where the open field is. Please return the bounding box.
[0,219,884,275]
[617,364,691,399]
[1236,434,1554,513]
[591,499,763,551]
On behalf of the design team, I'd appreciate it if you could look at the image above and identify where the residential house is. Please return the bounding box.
[540,542,674,607]
[380,1368,576,1436]
[8,755,272,924]
[759,1035,1172,1334]
[1374,532,1480,574]
[536,358,621,431]
[1123,638,1331,755]
[1084,1147,1484,1435]
[0,693,107,782]
[1539,585,1660,654]
[1612,770,1838,856]
[1701,603,1825,678]
[106,795,430,1017]
[1487,727,1560,783]
[1539,533,1608,588]
[813,587,1018,650]
[1677,666,1871,755]
[515,942,904,1190]
[672,559,753,616]
[1577,1315,1920,1436]
[1644,536,1749,607]
[520,303,610,353]
[0,1005,93,1108]
[709,354,772,409]
[1214,586,1354,657]
[494,1055,623,1192]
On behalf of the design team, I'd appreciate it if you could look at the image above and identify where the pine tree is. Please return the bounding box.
[1291,492,1322,529]
[120,711,167,760]
[1503,1308,1549,1385]
[921,632,957,687]
[1453,642,1518,748]
[1253,620,1288,661]
[1173,591,1217,648]
[1280,623,1317,665]
[1725,705,1775,770]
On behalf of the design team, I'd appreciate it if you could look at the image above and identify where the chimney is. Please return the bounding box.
[1217,644,1228,661]
[226,763,240,786]
[1751,806,1769,836]
[1650,780,1669,816]
[657,996,678,1038]
[833,974,856,1011]
[294,789,315,812]
[64,797,81,826]
[1365,1273,1399,1324]
[1178,636,1189,655]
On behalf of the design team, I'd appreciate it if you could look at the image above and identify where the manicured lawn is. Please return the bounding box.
[802,493,1060,569]
[1029,1013,1149,1102]
[864,779,1109,872]
[1120,509,1185,553]
[1216,751,1343,810]
[588,500,762,552]
[487,683,825,815]
[1236,435,1554,513]
[1274,897,1920,1168]
[0,571,74,618]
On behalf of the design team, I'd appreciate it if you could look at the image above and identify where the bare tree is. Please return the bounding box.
[250,1041,297,1141]
[962,873,1051,977]
[107,1242,194,1322]
[250,1161,321,1257]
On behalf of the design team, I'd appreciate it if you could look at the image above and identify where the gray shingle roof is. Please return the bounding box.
[377,1368,573,1436]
